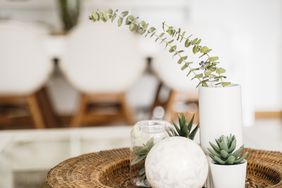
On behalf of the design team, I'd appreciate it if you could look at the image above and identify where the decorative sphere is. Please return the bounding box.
[145,137,208,188]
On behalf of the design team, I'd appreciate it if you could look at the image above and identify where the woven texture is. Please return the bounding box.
[47,148,282,188]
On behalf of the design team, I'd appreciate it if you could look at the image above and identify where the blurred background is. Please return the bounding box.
[0,0,281,187]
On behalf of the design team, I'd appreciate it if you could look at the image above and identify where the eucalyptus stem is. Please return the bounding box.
[153,33,202,84]
[89,9,231,87]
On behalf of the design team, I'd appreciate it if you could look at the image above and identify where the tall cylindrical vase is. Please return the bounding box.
[199,85,243,153]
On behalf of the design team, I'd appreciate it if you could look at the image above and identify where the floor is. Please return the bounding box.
[0,120,281,188]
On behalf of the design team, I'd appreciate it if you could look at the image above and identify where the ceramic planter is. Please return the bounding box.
[209,160,247,188]
[199,85,243,153]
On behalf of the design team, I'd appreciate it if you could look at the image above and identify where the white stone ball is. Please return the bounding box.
[145,137,208,188]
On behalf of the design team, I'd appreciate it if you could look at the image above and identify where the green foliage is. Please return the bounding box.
[167,114,199,140]
[131,138,154,166]
[131,138,154,184]
[89,9,231,87]
[208,134,249,165]
[58,0,81,32]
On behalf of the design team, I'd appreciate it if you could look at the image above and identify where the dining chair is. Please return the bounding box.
[60,22,145,126]
[151,48,199,121]
[0,21,54,128]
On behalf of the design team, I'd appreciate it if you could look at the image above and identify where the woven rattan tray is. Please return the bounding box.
[47,148,282,188]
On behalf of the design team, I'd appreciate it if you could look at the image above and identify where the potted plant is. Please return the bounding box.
[208,134,248,188]
[88,9,243,154]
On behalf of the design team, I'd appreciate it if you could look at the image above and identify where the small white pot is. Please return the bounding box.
[199,85,243,153]
[209,160,247,188]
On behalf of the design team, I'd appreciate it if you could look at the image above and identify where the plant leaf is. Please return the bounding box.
[208,56,219,62]
[200,46,211,54]
[185,39,191,47]
[188,124,199,140]
[210,142,220,153]
[216,68,226,74]
[169,45,177,53]
[121,11,129,17]
[117,17,123,26]
[221,82,231,87]
[187,114,194,133]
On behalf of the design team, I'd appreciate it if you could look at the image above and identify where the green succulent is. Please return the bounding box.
[131,138,154,166]
[131,138,154,185]
[167,114,199,140]
[208,134,248,165]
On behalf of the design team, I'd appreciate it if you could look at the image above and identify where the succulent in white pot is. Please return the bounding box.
[208,134,248,188]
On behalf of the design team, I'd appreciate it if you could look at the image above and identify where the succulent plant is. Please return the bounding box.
[208,134,248,165]
[131,138,154,166]
[131,138,154,185]
[167,114,199,140]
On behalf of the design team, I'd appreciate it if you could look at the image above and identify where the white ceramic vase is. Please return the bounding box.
[199,85,243,153]
[209,161,247,188]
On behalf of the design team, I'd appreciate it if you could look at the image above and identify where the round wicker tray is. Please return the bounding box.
[47,148,282,188]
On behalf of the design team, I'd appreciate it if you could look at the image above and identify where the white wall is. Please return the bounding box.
[199,0,281,112]
[188,0,282,125]
[0,0,61,31]
[1,0,281,124]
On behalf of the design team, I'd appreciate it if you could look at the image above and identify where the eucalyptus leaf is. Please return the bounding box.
[177,56,187,64]
[129,23,136,31]
[193,45,200,54]
[91,12,99,21]
[191,38,199,45]
[169,45,177,53]
[180,31,186,42]
[148,27,156,33]
[216,68,226,74]
[121,11,129,17]
[221,82,231,87]
[185,39,191,47]
[201,46,211,54]
[125,15,135,25]
[117,17,123,27]
[208,56,219,62]
[111,10,118,22]
[193,73,203,80]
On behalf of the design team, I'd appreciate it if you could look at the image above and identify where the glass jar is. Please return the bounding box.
[130,120,170,187]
